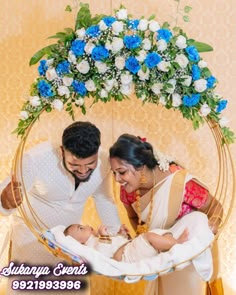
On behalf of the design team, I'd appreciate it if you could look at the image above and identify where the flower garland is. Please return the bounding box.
[15,3,234,144]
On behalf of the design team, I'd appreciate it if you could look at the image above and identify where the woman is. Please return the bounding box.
[109,134,222,295]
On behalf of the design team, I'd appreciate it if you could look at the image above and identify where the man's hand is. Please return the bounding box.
[1,176,23,209]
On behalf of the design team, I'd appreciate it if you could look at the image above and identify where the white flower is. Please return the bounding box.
[29,96,41,107]
[95,61,108,73]
[151,83,163,95]
[120,72,133,85]
[111,37,124,52]
[112,21,124,34]
[166,79,176,94]
[68,51,77,64]
[45,68,58,81]
[142,38,151,50]
[75,98,84,106]
[159,95,166,105]
[198,60,208,68]
[157,39,167,52]
[84,42,95,55]
[194,79,207,92]
[99,20,108,31]
[149,20,160,32]
[116,8,127,20]
[85,80,96,92]
[200,103,211,116]
[181,75,192,87]
[157,61,170,72]
[52,99,63,111]
[20,111,29,120]
[136,50,147,62]
[57,85,70,98]
[154,149,173,172]
[138,68,150,80]
[120,83,133,95]
[172,93,182,107]
[140,94,146,101]
[138,19,148,31]
[175,35,187,49]
[46,59,54,67]
[100,89,108,98]
[76,60,90,74]
[219,117,229,128]
[175,54,189,68]
[115,56,125,70]
[76,28,86,39]
[105,41,112,51]
[105,79,116,91]
[63,77,73,86]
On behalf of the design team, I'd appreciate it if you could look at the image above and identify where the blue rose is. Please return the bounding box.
[86,25,101,37]
[216,100,228,112]
[38,60,48,76]
[102,16,116,27]
[183,94,200,107]
[185,46,200,62]
[127,19,140,30]
[91,46,109,61]
[125,57,141,74]
[56,61,70,76]
[70,40,86,57]
[157,29,173,42]
[206,76,217,89]
[192,65,201,81]
[37,80,54,98]
[124,35,142,50]
[144,52,161,68]
[72,80,87,97]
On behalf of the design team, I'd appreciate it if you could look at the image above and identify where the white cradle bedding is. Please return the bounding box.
[44,211,214,283]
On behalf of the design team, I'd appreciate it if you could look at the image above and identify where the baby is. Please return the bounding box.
[64,224,188,263]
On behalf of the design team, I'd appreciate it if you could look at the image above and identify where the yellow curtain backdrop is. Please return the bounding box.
[0,0,236,294]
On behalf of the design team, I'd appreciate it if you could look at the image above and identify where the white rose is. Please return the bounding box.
[159,95,166,105]
[85,80,96,92]
[157,61,170,72]
[115,56,125,70]
[57,86,70,98]
[175,35,187,49]
[111,37,124,53]
[138,68,150,81]
[120,72,133,85]
[198,60,208,68]
[175,54,189,68]
[84,42,95,55]
[172,93,182,107]
[136,50,147,62]
[76,28,86,39]
[52,99,64,111]
[63,77,73,86]
[99,20,108,31]
[200,103,211,116]
[68,51,77,64]
[219,117,229,128]
[45,68,58,81]
[149,20,160,32]
[138,19,148,31]
[95,61,108,73]
[116,8,127,20]
[112,21,124,34]
[151,83,163,95]
[194,79,207,93]
[142,38,151,51]
[30,96,41,107]
[166,79,176,94]
[105,79,116,91]
[181,75,192,87]
[157,39,167,52]
[75,98,84,106]
[76,60,90,74]
[20,111,29,120]
[120,83,133,95]
[100,89,108,98]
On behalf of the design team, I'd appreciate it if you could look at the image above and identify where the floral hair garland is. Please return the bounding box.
[15,4,234,144]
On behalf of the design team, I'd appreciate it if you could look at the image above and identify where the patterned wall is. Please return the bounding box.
[0,0,235,294]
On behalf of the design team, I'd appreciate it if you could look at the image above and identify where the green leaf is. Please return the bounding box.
[29,44,57,66]
[65,5,72,12]
[148,14,156,21]
[184,6,192,13]
[75,3,92,30]
[183,15,190,22]
[47,32,67,39]
[190,41,213,52]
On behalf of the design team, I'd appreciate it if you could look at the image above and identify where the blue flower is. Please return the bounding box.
[157,29,173,42]
[86,25,101,37]
[216,100,228,112]
[144,52,161,68]
[127,19,140,30]
[72,80,87,97]
[102,16,116,27]
[70,40,86,57]
[124,35,142,50]
[192,65,201,81]
[91,46,109,61]
[185,46,200,62]
[206,76,216,88]
[56,61,70,76]
[38,60,48,76]
[125,56,141,74]
[183,94,201,107]
[37,80,54,98]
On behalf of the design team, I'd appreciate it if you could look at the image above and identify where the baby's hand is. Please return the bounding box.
[118,224,131,239]
[98,224,109,236]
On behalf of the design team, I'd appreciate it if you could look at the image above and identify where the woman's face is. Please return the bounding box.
[110,157,141,193]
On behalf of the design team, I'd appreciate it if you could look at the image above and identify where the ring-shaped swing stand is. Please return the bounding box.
[11,109,235,280]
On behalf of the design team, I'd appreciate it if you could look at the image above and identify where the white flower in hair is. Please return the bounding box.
[154,149,174,172]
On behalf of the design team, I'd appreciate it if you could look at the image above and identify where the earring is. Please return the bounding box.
[140,171,147,185]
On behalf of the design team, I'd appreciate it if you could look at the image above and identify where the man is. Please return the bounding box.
[0,121,121,295]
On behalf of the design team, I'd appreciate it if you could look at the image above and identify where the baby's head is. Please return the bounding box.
[64,224,96,244]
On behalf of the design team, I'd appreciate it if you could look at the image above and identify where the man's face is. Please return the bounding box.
[61,147,98,182]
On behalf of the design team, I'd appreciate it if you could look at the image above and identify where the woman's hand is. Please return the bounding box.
[98,224,109,236]
[118,224,131,239]
[1,176,23,209]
